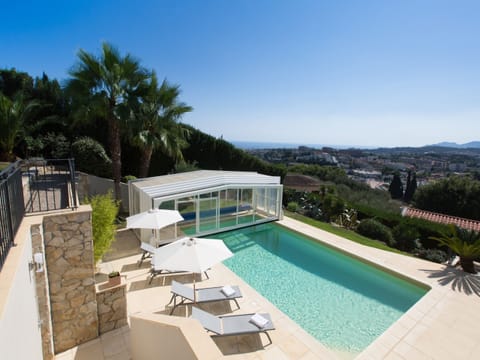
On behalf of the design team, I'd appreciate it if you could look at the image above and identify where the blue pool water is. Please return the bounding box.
[210,223,428,356]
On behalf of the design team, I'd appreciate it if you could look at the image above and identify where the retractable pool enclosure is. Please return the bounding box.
[128,170,283,242]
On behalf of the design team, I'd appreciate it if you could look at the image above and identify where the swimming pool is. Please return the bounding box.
[210,222,428,357]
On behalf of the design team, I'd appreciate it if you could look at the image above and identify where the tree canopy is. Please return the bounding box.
[66,42,150,199]
[413,175,480,220]
[388,172,403,199]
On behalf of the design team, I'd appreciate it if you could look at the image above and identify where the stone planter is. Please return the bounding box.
[108,274,121,287]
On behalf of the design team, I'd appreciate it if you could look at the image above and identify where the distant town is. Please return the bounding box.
[245,144,480,190]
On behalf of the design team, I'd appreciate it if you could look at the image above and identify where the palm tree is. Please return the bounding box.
[130,73,192,178]
[67,42,149,200]
[0,93,39,161]
[431,225,480,274]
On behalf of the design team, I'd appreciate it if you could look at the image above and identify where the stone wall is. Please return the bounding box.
[43,208,99,354]
[96,280,128,334]
[31,224,54,360]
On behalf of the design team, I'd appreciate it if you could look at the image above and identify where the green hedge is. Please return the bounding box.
[357,218,395,247]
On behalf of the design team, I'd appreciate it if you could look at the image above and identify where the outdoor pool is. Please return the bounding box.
[209,222,428,357]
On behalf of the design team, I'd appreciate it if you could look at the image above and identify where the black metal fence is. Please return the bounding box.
[23,158,78,213]
[0,158,78,270]
[0,161,25,270]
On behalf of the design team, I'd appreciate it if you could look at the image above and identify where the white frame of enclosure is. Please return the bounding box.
[128,171,283,242]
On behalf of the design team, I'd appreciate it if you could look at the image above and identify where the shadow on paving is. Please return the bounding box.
[155,302,267,355]
[128,272,203,292]
[102,228,142,262]
[421,266,480,297]
[25,173,69,212]
[121,261,151,273]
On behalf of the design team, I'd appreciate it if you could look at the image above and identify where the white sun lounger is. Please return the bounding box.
[191,306,274,345]
[168,280,242,315]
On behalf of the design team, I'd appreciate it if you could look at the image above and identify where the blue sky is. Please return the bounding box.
[2,0,480,148]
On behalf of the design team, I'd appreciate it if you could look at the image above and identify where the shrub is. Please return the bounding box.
[41,132,70,158]
[322,194,344,222]
[287,201,300,212]
[416,248,448,264]
[122,175,137,183]
[392,223,420,252]
[72,137,112,178]
[357,218,395,246]
[85,191,119,263]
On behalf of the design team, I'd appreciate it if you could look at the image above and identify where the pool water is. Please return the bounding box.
[210,223,428,356]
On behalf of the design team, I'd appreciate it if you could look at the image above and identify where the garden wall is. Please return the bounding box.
[77,172,129,212]
[43,207,99,353]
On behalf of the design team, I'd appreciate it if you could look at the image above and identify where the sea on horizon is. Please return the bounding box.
[231,140,369,150]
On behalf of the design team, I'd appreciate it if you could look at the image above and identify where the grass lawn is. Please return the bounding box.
[285,210,409,255]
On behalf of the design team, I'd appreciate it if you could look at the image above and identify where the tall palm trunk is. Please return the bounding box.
[139,146,153,178]
[108,114,122,201]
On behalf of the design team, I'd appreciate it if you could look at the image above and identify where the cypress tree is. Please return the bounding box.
[404,171,417,203]
[389,172,404,199]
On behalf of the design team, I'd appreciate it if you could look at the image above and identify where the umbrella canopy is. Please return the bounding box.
[126,208,184,230]
[153,237,233,273]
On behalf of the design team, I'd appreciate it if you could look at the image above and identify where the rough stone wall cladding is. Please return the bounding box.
[96,284,128,334]
[31,224,55,360]
[43,210,99,354]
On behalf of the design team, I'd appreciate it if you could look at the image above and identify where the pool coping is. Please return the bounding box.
[278,216,480,359]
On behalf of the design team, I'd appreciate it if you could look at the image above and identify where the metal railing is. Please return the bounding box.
[0,161,25,270]
[23,158,78,213]
[0,158,78,270]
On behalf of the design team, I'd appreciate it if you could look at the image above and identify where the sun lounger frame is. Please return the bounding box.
[168,280,242,314]
[191,306,274,345]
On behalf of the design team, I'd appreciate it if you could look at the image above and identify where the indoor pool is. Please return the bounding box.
[209,222,428,357]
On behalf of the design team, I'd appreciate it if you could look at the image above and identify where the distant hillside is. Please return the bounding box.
[432,141,480,149]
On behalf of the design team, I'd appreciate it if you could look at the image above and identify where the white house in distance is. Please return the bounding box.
[128,170,283,243]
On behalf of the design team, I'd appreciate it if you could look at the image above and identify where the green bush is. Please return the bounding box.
[72,137,112,178]
[122,175,137,183]
[357,218,395,246]
[415,248,448,263]
[392,223,420,252]
[85,191,119,263]
[287,201,300,212]
[40,132,70,158]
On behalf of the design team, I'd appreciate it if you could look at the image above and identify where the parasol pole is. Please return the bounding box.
[193,273,196,303]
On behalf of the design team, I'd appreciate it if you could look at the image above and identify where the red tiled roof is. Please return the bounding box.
[402,207,480,232]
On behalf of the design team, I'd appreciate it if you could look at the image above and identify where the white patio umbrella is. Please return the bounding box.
[126,209,184,245]
[153,237,234,302]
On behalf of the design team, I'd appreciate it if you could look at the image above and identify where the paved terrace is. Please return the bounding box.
[56,217,480,360]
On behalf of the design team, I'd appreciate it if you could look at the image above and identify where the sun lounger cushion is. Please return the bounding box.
[250,313,269,328]
[221,285,236,297]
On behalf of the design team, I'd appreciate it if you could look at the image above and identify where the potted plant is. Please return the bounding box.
[108,271,121,286]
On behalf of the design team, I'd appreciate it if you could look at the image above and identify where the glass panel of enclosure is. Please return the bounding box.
[176,196,196,236]
[150,185,281,238]
[268,188,279,216]
[157,200,176,240]
[199,192,218,233]
[240,188,255,224]
[219,188,239,228]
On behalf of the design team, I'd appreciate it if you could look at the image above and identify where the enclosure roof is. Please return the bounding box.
[131,170,281,199]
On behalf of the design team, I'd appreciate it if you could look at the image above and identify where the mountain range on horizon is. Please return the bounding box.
[431,141,480,149]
